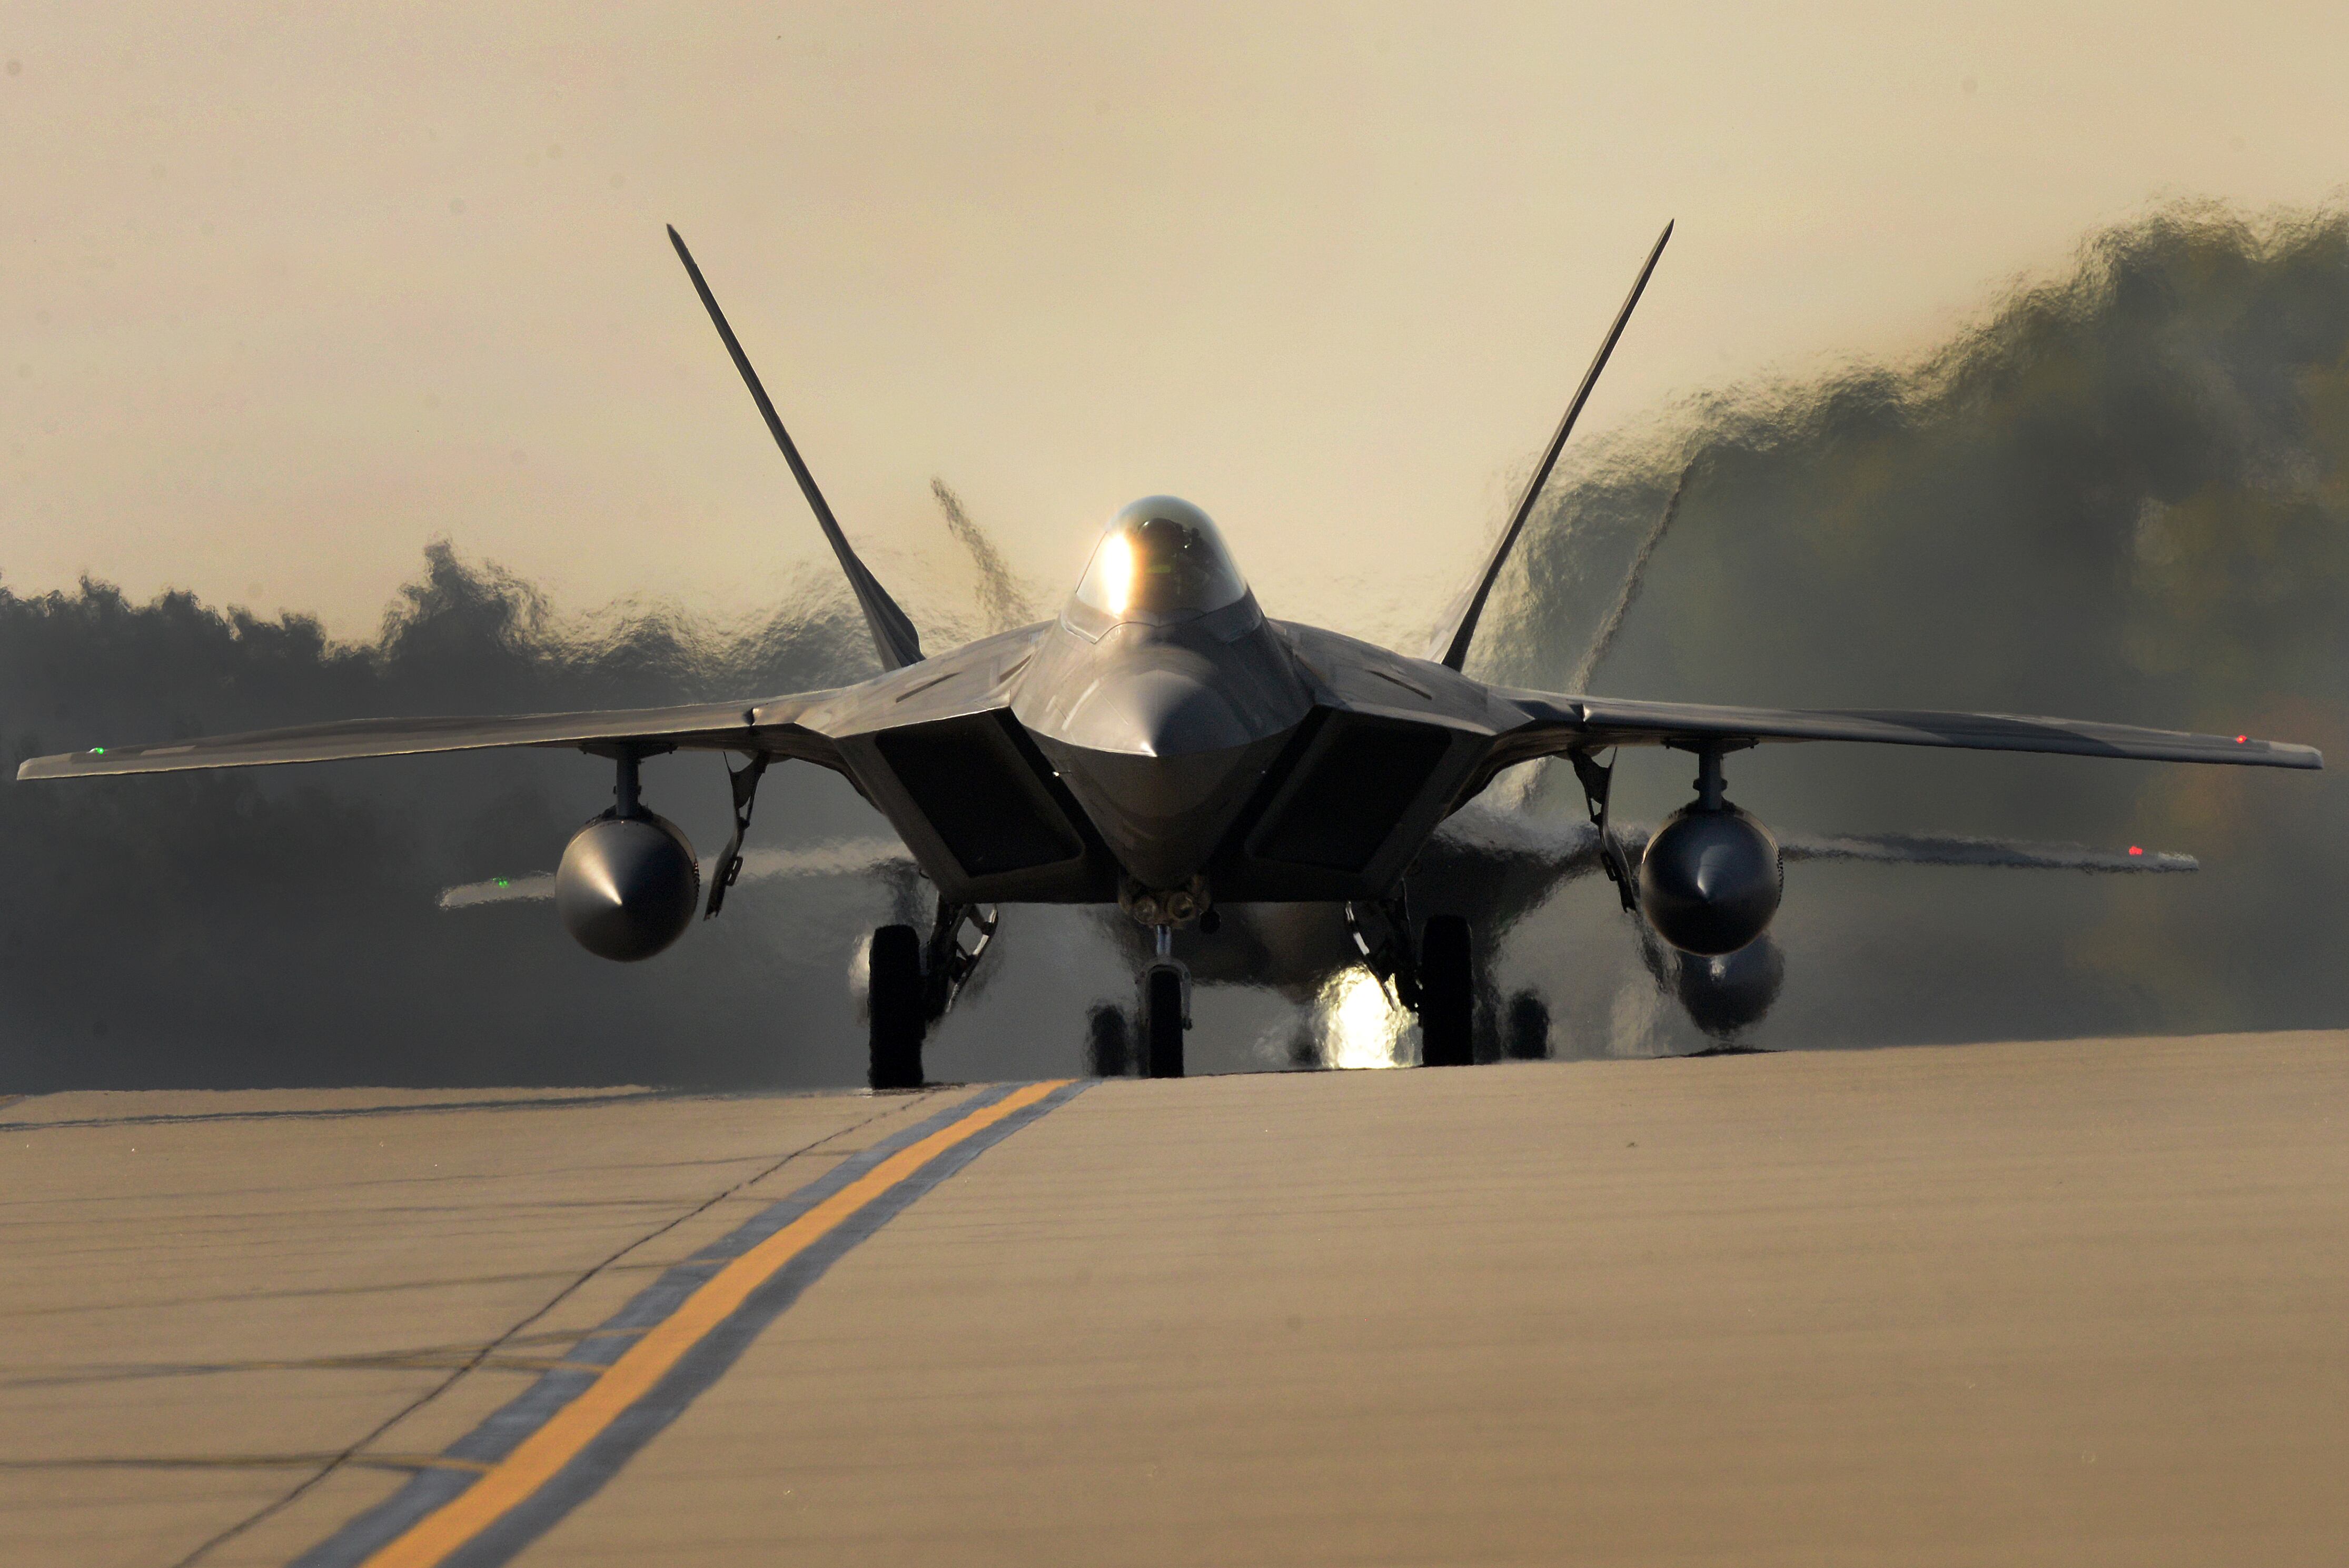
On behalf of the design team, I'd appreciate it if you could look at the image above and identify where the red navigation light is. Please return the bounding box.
[2236,735,2248,743]
[2128,846,2143,856]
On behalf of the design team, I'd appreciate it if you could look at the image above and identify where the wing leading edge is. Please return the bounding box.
[13,691,843,780]
[1484,690,2322,774]
[1431,802,2201,876]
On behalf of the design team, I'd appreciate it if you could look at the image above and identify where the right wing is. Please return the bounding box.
[14,690,844,780]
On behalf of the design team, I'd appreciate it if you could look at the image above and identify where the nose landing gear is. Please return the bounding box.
[1141,926,1190,1080]
[1110,879,1204,1079]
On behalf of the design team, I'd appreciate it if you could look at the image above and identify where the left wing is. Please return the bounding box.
[1484,690,2322,773]
[13,691,843,780]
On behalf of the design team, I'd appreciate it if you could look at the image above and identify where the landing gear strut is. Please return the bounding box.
[1570,747,1639,914]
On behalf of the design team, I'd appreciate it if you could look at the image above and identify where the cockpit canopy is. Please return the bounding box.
[1073,497,1248,622]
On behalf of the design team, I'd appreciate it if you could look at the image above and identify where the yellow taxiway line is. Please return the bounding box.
[359,1078,1071,1568]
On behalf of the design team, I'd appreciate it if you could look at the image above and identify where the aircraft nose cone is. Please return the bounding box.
[1036,663,1291,889]
[1094,666,1253,758]
[1014,617,1314,891]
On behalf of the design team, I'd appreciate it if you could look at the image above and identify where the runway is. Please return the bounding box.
[5,1032,2346,1566]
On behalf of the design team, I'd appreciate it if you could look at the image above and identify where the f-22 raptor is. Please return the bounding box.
[20,225,2321,1086]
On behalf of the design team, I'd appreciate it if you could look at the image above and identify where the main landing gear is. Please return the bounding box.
[1417,915,1475,1067]
[1347,892,1476,1067]
[1098,880,1476,1079]
[905,879,1481,1084]
[865,901,997,1091]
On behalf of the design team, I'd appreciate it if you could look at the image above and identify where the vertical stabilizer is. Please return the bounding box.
[668,226,924,671]
[1430,222,1672,672]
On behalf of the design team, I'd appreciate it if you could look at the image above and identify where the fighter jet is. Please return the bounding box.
[19,224,2321,1087]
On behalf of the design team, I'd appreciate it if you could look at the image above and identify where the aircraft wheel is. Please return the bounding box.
[868,924,926,1090]
[1144,966,1186,1079]
[1086,1003,1132,1077]
[1505,988,1552,1060]
[1419,916,1473,1067]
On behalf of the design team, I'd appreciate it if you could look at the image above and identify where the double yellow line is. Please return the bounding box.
[360,1079,1071,1568]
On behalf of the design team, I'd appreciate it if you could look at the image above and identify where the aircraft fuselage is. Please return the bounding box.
[819,596,1510,916]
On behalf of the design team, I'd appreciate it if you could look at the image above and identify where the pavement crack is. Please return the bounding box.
[1,1327,646,1388]
[0,1452,493,1475]
[164,1094,922,1568]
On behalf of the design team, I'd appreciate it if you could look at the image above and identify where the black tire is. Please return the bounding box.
[1505,988,1551,1060]
[867,924,926,1090]
[1419,916,1473,1067]
[1144,966,1186,1079]
[1086,1003,1132,1078]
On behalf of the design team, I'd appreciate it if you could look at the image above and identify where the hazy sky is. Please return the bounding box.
[4,3,2344,645]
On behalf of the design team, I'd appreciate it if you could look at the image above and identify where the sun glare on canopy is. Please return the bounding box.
[1075,497,1248,620]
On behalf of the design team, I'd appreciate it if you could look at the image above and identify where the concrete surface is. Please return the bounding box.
[4,1033,2346,1566]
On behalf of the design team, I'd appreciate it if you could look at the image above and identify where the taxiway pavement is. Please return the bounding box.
[4,1031,2345,1566]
